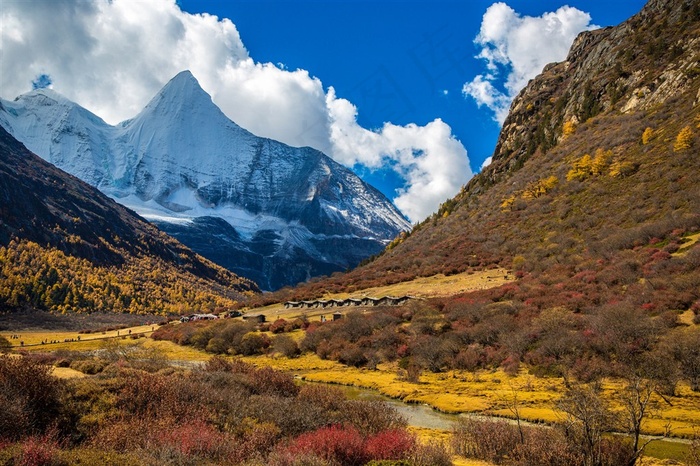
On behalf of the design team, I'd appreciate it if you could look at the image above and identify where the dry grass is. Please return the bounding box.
[409,426,495,466]
[51,367,88,379]
[3,328,211,366]
[452,458,495,466]
[140,339,210,362]
[1,324,158,350]
[673,232,700,257]
[320,268,514,300]
[249,268,513,321]
[679,310,697,326]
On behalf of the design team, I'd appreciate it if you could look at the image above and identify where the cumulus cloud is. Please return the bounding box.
[0,0,470,221]
[462,74,512,123]
[463,2,596,124]
[328,89,472,221]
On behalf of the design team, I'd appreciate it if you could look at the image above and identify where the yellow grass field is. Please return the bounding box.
[1,324,157,351]
[243,353,700,439]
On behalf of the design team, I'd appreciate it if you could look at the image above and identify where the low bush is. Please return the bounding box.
[18,437,63,466]
[266,450,330,466]
[452,418,521,463]
[248,366,299,397]
[204,354,252,374]
[407,440,452,466]
[274,334,301,358]
[340,400,407,435]
[285,425,367,466]
[452,417,635,466]
[69,359,106,375]
[0,356,64,440]
[58,448,147,466]
[1,352,420,465]
[363,429,415,461]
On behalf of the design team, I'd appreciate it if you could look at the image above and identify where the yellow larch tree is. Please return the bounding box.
[674,126,693,152]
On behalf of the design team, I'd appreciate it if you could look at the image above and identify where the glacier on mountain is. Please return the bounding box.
[1,71,410,290]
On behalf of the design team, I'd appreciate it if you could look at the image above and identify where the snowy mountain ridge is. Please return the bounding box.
[1,71,410,290]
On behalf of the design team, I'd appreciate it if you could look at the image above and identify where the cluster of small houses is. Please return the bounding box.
[284,295,414,309]
[179,295,415,324]
[179,310,241,323]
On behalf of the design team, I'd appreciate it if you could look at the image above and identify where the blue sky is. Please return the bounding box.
[1,0,647,221]
[178,0,644,172]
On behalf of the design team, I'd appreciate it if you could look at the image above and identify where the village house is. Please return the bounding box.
[283,295,415,310]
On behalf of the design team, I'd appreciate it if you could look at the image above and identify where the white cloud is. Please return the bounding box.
[463,2,596,123]
[327,89,472,222]
[462,74,511,123]
[0,0,471,221]
[1,0,249,124]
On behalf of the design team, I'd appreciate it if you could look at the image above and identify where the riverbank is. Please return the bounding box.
[241,352,700,440]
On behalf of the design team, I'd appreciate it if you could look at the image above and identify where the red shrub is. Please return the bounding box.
[285,425,367,466]
[93,416,242,463]
[641,302,657,312]
[204,355,252,374]
[159,419,229,458]
[116,372,206,420]
[364,429,415,460]
[269,319,288,334]
[397,344,410,358]
[17,432,60,466]
[454,345,485,371]
[572,270,597,283]
[502,355,521,376]
[650,250,671,262]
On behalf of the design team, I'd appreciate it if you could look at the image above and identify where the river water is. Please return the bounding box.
[305,382,461,431]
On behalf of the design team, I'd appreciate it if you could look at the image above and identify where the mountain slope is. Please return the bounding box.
[259,0,700,309]
[0,126,258,314]
[0,72,410,290]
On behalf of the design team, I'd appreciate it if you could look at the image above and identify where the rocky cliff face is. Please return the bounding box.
[1,71,410,290]
[469,0,700,192]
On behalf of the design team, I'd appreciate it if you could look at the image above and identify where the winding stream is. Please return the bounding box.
[328,383,461,430]
[301,381,693,446]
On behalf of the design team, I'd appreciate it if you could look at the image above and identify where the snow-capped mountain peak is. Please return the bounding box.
[133,70,232,123]
[1,70,410,290]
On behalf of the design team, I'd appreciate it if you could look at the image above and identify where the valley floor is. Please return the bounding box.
[5,323,698,464]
